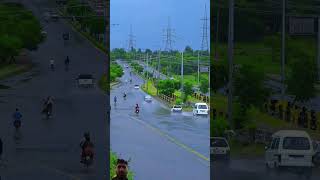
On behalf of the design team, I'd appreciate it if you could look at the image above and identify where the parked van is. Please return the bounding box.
[265,130,314,171]
[193,103,209,116]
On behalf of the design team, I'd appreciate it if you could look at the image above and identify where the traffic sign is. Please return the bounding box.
[200,66,209,72]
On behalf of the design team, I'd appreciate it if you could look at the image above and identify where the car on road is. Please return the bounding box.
[312,140,320,167]
[50,12,59,21]
[76,74,95,88]
[193,103,209,116]
[134,85,139,89]
[265,130,314,174]
[211,137,230,161]
[144,95,152,102]
[171,105,182,112]
[125,65,129,68]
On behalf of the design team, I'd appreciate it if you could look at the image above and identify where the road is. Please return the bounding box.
[0,0,108,179]
[110,60,210,180]
[212,158,320,180]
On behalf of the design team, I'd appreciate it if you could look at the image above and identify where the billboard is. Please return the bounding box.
[289,17,316,35]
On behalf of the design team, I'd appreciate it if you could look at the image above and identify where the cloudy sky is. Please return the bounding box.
[110,0,210,51]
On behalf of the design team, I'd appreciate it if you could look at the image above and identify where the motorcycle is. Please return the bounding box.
[81,147,94,168]
[50,64,55,71]
[135,107,139,114]
[13,120,21,130]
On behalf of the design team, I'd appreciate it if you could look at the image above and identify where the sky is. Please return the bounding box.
[110,0,210,51]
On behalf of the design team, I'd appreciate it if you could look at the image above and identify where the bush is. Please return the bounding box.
[211,117,229,137]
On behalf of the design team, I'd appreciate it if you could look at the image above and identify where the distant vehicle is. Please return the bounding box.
[41,31,47,37]
[50,12,59,21]
[313,140,320,167]
[134,85,139,89]
[170,77,175,80]
[193,103,209,116]
[265,130,314,174]
[77,74,95,88]
[125,65,129,68]
[144,95,152,102]
[171,105,182,112]
[211,137,230,161]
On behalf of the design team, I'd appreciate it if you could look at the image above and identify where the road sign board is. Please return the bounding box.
[289,17,315,35]
[200,66,209,72]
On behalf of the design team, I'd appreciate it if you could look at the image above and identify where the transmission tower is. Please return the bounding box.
[163,17,175,51]
[128,24,136,51]
[201,4,209,53]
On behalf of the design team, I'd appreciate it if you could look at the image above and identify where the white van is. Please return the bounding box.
[193,103,209,115]
[265,130,314,170]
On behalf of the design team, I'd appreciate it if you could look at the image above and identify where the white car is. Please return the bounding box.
[144,95,152,102]
[265,130,314,173]
[125,65,129,68]
[171,105,182,112]
[211,137,230,160]
[193,103,209,115]
[134,85,140,89]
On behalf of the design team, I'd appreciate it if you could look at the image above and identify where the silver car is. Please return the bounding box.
[144,95,152,102]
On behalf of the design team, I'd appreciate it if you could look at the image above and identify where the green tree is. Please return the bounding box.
[0,35,22,63]
[158,79,176,96]
[183,82,193,102]
[287,59,317,103]
[211,117,229,137]
[200,78,209,94]
[184,45,193,54]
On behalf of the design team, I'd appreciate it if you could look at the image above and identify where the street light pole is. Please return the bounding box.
[181,52,184,91]
[281,0,286,101]
[227,0,234,127]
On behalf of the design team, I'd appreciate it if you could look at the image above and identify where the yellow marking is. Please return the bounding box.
[130,116,210,164]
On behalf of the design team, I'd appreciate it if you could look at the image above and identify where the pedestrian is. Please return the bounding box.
[112,159,129,180]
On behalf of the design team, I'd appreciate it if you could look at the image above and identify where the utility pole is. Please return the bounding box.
[198,51,200,86]
[227,0,234,127]
[317,17,320,81]
[181,52,184,91]
[201,4,209,54]
[163,17,175,52]
[215,7,220,60]
[146,53,149,91]
[157,50,161,95]
[281,0,286,100]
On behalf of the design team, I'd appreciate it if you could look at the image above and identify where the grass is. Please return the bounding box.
[0,64,31,80]
[141,80,157,96]
[110,151,134,180]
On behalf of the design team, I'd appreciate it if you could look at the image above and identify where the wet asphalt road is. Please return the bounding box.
[212,158,320,180]
[0,0,108,179]
[110,60,210,180]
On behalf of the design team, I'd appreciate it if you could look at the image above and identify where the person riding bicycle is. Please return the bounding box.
[80,132,94,162]
[114,96,117,103]
[135,104,139,112]
[65,56,70,66]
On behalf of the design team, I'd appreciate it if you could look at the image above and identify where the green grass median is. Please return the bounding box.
[0,64,31,80]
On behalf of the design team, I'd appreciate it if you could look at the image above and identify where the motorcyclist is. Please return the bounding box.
[114,96,117,104]
[50,58,55,71]
[64,56,70,69]
[43,96,53,117]
[13,108,22,128]
[123,92,127,98]
[129,79,132,83]
[80,132,94,162]
[135,104,139,113]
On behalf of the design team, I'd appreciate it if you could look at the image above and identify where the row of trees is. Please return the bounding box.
[0,3,43,64]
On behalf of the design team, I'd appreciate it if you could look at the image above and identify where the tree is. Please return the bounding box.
[184,45,193,54]
[211,117,229,137]
[287,59,317,103]
[234,65,269,111]
[158,79,176,96]
[183,82,193,102]
[200,78,209,94]
[212,62,228,92]
[0,35,22,63]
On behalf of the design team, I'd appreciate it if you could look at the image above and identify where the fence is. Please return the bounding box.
[193,93,210,103]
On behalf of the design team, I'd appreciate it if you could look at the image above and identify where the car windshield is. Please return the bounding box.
[283,137,310,150]
[198,105,207,109]
[174,106,181,108]
[212,138,228,147]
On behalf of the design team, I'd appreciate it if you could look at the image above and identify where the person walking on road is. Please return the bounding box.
[64,56,70,71]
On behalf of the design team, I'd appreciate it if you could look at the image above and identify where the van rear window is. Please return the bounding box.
[198,105,207,109]
[283,137,310,150]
